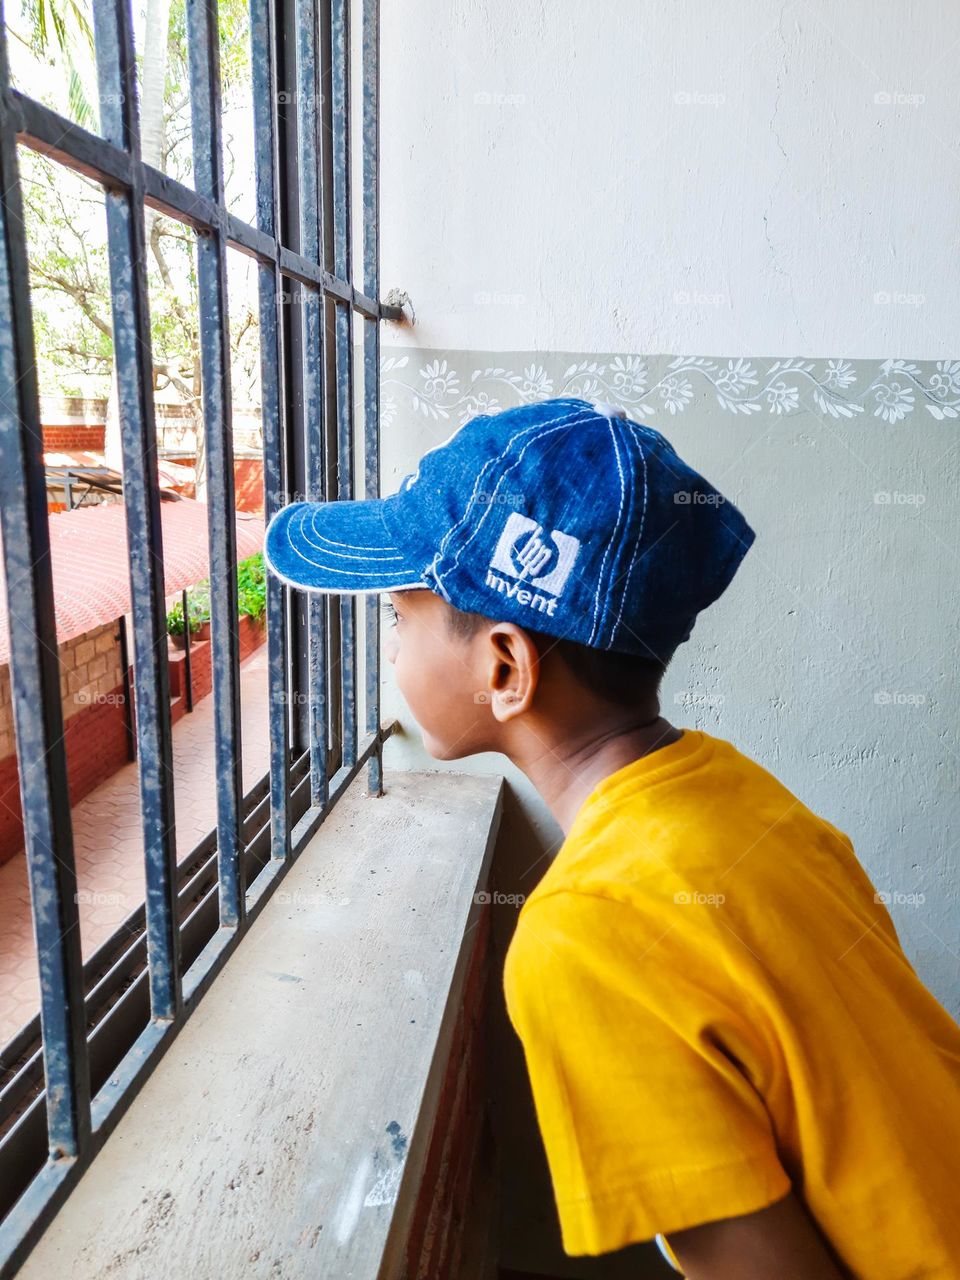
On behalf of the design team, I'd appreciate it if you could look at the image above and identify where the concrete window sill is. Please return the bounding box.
[20,769,504,1280]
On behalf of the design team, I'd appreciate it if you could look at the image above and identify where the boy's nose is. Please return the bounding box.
[384,629,398,665]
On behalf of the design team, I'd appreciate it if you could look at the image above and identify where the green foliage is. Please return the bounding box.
[166,597,207,637]
[21,0,93,57]
[20,150,115,392]
[237,553,266,620]
[187,582,211,624]
[12,0,261,406]
[19,0,97,127]
[166,556,264,638]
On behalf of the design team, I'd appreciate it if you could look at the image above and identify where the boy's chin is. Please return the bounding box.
[420,729,474,762]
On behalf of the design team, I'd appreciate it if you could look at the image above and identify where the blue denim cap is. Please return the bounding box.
[263,396,755,663]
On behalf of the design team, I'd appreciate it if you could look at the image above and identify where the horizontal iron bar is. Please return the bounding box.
[6,91,402,322]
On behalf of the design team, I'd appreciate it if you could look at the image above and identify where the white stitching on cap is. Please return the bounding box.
[299,506,406,559]
[609,425,649,646]
[435,404,593,570]
[434,401,587,564]
[268,567,426,594]
[279,509,422,580]
[435,406,597,591]
[438,411,593,590]
[587,421,627,645]
[262,521,426,593]
[275,504,405,563]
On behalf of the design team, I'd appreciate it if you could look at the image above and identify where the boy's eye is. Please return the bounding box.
[381,599,399,626]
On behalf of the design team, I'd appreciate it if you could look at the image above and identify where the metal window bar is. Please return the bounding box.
[329,0,357,769]
[361,0,381,792]
[0,0,399,1269]
[292,0,331,812]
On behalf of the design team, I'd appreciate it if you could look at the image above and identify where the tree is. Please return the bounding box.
[8,0,261,495]
[12,0,97,125]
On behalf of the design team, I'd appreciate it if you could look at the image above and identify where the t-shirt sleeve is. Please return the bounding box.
[502,890,792,1257]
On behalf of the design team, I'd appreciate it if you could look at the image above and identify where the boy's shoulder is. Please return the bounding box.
[526,728,840,909]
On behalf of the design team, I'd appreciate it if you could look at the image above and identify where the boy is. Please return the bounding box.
[264,397,960,1278]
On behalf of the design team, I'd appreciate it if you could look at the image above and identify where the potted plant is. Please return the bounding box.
[166,594,211,649]
[166,600,193,650]
[189,584,212,642]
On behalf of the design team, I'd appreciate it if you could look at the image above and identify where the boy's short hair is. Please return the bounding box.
[443,603,668,705]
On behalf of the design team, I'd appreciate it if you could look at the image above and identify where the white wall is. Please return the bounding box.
[379,0,959,358]
[375,2,960,1017]
[373,8,959,1273]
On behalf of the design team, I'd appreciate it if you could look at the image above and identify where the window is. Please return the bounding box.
[0,0,398,1267]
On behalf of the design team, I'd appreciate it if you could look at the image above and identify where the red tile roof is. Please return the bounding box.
[0,496,264,664]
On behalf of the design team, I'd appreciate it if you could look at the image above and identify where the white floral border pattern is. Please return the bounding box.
[379,350,960,427]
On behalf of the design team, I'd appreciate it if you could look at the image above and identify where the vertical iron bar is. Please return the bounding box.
[0,8,91,1157]
[185,0,245,926]
[278,0,311,769]
[181,587,193,712]
[93,0,183,1023]
[251,0,293,860]
[116,614,135,762]
[296,0,330,810]
[329,0,357,768]
[317,0,340,771]
[361,0,381,795]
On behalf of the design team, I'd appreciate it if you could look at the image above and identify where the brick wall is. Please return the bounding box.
[234,457,265,515]
[0,621,132,865]
[404,903,498,1280]
[0,615,269,863]
[167,614,265,724]
[42,424,106,451]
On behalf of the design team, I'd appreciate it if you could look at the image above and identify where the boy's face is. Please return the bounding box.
[384,589,500,760]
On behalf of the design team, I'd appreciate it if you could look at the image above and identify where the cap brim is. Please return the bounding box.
[263,500,428,593]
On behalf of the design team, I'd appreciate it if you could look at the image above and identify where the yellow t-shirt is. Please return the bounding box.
[503,728,960,1274]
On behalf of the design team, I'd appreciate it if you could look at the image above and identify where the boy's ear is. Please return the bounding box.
[485,623,539,722]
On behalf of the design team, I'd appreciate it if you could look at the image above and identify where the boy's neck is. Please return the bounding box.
[514,714,685,835]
